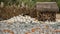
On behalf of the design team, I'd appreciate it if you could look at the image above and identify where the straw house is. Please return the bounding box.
[36,2,59,21]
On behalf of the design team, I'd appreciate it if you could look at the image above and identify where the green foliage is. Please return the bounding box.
[36,0,51,2]
[0,0,60,9]
[56,0,60,6]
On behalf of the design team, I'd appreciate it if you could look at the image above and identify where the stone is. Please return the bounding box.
[0,15,59,34]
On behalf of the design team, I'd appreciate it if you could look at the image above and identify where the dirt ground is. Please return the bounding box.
[56,14,60,19]
[56,14,60,22]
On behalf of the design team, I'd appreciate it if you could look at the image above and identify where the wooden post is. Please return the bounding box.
[37,11,39,20]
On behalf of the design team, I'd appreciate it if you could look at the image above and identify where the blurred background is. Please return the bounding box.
[0,0,60,21]
[0,0,60,10]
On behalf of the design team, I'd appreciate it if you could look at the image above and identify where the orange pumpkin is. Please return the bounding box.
[54,29,60,32]
[31,28,35,32]
[3,29,14,34]
[25,32,31,34]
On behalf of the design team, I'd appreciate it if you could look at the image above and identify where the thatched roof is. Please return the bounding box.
[36,2,59,12]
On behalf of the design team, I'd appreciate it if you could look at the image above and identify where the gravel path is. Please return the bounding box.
[0,22,59,34]
[0,22,54,34]
[0,15,60,34]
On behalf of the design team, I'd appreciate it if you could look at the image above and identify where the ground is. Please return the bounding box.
[56,14,60,19]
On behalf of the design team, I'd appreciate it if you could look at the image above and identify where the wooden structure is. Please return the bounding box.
[36,2,59,21]
[0,2,59,21]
